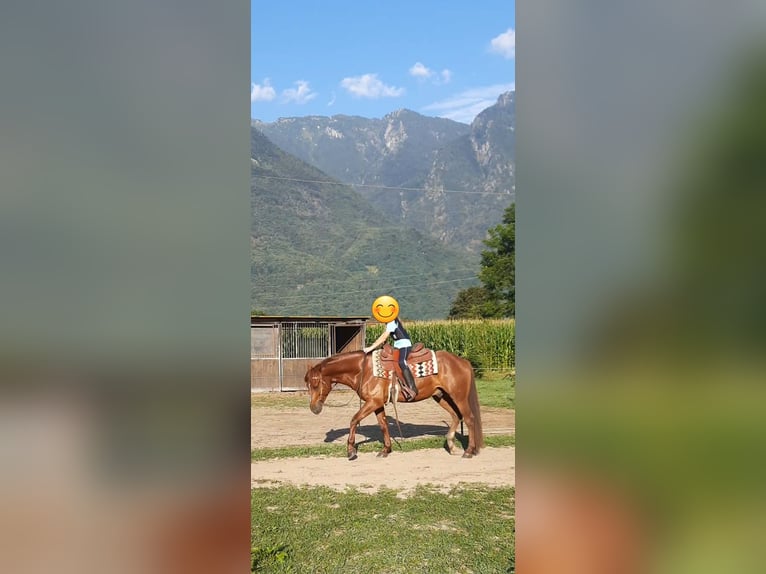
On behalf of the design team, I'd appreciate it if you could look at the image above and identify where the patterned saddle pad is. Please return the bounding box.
[372,347,439,379]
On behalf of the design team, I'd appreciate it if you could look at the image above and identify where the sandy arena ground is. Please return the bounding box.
[251,392,515,495]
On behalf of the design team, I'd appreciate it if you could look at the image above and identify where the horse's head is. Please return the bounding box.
[304,362,330,415]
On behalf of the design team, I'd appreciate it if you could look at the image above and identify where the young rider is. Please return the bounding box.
[363,295,418,401]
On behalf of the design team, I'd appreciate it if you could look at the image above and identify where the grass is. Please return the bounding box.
[251,483,515,573]
[251,392,309,409]
[476,370,515,409]
[251,434,515,461]
[250,373,516,572]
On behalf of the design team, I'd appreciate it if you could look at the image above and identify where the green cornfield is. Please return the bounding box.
[366,318,515,372]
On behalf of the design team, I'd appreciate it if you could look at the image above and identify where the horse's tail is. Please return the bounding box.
[468,367,484,451]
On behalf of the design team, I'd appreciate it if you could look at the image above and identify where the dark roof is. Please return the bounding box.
[251,315,370,325]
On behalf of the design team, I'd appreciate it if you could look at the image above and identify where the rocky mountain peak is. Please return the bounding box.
[253,92,514,254]
[385,108,419,120]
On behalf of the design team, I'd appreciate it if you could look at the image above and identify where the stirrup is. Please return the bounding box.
[400,383,417,402]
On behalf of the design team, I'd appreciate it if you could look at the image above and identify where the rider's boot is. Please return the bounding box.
[401,368,418,402]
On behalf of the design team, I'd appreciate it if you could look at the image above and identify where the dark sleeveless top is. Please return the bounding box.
[388,319,412,347]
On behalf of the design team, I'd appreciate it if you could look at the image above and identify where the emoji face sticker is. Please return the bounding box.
[372,295,399,323]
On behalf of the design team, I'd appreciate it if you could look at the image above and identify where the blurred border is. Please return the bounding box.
[0,2,251,573]
[518,2,766,573]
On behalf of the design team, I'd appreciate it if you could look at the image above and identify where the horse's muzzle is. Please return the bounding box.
[310,401,323,415]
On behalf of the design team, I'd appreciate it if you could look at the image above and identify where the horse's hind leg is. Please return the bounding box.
[461,412,477,457]
[458,402,478,458]
[374,407,392,457]
[433,390,461,455]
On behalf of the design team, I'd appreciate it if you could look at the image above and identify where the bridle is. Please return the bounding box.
[309,359,367,408]
[309,369,332,403]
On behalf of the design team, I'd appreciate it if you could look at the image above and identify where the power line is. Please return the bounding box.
[254,276,480,301]
[251,266,481,289]
[252,174,514,196]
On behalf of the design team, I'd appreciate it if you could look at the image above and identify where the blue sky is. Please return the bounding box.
[251,1,515,124]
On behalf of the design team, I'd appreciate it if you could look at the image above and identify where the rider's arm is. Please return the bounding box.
[363,329,389,354]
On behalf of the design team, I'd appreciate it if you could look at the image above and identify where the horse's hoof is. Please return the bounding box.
[348,452,358,461]
[376,450,390,458]
[462,451,474,459]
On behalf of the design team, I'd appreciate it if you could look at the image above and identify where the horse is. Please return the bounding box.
[304,349,484,460]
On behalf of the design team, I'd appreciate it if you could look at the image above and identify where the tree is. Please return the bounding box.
[449,203,515,318]
[479,202,515,317]
[448,286,491,319]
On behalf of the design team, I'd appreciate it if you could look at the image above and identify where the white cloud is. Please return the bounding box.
[422,83,515,123]
[251,79,276,102]
[327,91,336,107]
[409,62,452,85]
[281,80,317,104]
[490,28,515,60]
[409,62,433,79]
[340,74,405,98]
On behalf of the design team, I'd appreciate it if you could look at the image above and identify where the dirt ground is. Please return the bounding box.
[251,393,515,495]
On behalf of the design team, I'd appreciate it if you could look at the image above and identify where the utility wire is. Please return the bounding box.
[254,276,480,301]
[251,266,481,289]
[252,174,514,196]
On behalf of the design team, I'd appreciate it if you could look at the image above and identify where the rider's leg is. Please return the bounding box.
[398,346,418,401]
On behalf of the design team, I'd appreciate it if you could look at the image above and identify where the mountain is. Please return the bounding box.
[254,92,515,254]
[252,110,469,189]
[251,128,480,319]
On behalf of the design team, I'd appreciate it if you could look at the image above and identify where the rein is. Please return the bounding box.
[358,352,366,410]
[313,353,365,408]
[313,352,405,449]
[322,382,356,408]
[330,352,365,410]
[389,377,405,448]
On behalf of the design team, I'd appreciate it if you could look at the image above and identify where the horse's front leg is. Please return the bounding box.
[374,406,392,457]
[347,401,378,461]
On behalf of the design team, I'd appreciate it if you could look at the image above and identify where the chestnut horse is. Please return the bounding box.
[304,350,484,460]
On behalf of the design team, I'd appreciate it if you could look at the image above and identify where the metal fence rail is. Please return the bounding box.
[280,322,330,359]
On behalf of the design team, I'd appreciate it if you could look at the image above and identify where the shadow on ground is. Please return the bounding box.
[323,419,469,448]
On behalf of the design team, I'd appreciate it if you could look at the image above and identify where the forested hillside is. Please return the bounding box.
[251,128,480,318]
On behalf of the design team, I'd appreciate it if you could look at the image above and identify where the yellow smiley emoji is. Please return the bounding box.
[371,295,400,323]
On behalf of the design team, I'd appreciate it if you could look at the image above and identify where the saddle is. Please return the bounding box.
[374,343,438,379]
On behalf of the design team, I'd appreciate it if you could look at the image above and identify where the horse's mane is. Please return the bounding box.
[320,350,364,369]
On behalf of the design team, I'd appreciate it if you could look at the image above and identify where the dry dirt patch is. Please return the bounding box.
[251,447,515,496]
[251,392,515,493]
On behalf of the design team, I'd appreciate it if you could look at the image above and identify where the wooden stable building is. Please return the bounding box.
[251,315,368,392]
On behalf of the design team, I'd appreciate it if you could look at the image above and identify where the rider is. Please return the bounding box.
[363,295,418,401]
